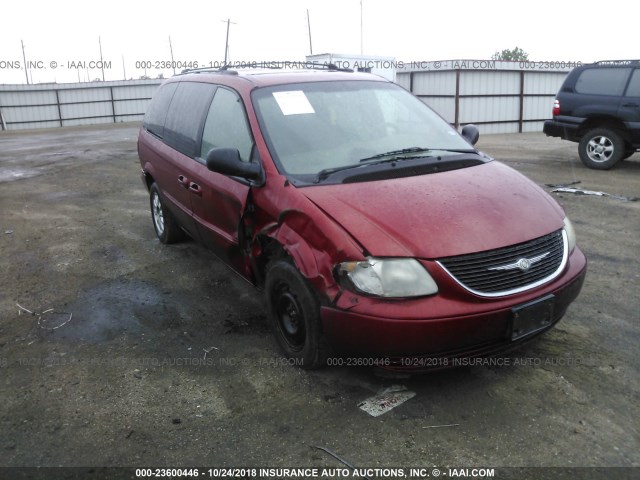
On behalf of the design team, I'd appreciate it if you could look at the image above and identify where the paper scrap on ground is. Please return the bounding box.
[550,187,638,202]
[273,91,315,116]
[358,385,416,417]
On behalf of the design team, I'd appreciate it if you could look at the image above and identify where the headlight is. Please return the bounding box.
[563,217,576,254]
[337,258,438,298]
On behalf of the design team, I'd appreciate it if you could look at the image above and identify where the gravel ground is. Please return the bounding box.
[0,123,638,479]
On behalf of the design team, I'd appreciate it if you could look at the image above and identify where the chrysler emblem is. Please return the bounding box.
[488,252,550,272]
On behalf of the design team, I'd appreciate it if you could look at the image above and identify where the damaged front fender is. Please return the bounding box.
[256,207,364,303]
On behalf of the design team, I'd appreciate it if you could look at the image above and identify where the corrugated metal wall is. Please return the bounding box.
[397,61,573,134]
[0,79,162,130]
[1,62,573,134]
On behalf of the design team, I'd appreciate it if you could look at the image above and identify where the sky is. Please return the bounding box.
[0,0,638,84]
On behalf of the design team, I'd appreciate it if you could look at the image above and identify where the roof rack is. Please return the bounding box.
[179,61,353,76]
[594,59,640,65]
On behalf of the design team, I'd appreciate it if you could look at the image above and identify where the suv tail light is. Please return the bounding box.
[552,99,560,116]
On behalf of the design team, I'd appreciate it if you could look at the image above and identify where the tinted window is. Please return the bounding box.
[575,68,631,96]
[200,88,253,162]
[143,82,178,137]
[164,82,216,157]
[625,69,640,97]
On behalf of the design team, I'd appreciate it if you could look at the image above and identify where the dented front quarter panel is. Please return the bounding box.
[250,177,365,301]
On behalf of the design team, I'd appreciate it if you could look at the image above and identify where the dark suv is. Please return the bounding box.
[543,60,640,169]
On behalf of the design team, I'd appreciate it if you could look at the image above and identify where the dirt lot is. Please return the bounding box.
[0,123,638,478]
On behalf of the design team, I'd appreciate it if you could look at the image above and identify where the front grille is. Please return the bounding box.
[437,230,566,297]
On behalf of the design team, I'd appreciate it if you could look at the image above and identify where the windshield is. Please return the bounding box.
[251,80,479,184]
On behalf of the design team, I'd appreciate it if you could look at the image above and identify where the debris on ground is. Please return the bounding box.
[16,303,73,330]
[315,446,371,480]
[357,385,416,417]
[202,346,218,360]
[545,180,582,188]
[549,186,638,201]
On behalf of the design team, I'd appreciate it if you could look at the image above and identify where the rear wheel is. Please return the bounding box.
[265,259,329,369]
[149,183,184,244]
[578,128,625,170]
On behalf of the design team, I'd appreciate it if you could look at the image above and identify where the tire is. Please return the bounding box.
[149,183,184,244]
[578,128,625,170]
[265,259,329,369]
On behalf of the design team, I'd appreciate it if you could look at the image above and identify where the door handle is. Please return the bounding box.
[178,175,189,188]
[623,102,639,107]
[189,182,202,196]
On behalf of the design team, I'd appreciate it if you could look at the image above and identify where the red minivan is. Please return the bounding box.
[138,65,587,370]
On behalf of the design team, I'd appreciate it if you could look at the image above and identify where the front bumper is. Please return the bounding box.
[320,248,587,370]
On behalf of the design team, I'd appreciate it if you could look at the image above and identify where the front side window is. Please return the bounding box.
[252,81,479,184]
[200,87,254,162]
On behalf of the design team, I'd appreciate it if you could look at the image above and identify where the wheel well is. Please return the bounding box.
[253,236,287,286]
[252,235,334,306]
[578,118,631,143]
[142,171,155,191]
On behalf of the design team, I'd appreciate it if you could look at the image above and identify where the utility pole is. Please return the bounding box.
[307,9,313,55]
[360,0,364,55]
[168,36,176,75]
[21,40,29,84]
[222,19,236,64]
[98,36,105,81]
[122,55,127,80]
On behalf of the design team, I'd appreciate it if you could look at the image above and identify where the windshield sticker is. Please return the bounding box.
[273,91,315,116]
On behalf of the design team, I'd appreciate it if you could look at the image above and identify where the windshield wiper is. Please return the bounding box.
[314,163,370,183]
[313,147,480,183]
[314,152,426,183]
[358,147,432,163]
[428,148,477,154]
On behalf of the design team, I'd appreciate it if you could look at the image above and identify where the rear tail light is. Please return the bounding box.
[552,99,560,116]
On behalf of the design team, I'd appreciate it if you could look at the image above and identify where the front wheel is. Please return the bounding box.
[578,128,625,170]
[265,259,329,369]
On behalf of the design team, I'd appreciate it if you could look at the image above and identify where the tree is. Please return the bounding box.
[492,47,529,61]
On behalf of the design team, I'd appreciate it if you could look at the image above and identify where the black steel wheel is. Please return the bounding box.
[265,259,329,369]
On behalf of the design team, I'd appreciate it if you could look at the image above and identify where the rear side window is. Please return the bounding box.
[625,69,640,97]
[143,82,178,138]
[575,68,631,96]
[164,82,216,157]
[200,87,253,162]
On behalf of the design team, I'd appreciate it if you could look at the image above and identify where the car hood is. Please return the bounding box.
[300,161,565,258]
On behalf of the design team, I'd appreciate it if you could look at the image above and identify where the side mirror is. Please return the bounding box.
[205,148,261,180]
[461,124,480,146]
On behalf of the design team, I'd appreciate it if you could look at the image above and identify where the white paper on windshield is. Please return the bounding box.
[273,91,315,115]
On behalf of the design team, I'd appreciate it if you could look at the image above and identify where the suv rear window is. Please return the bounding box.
[575,68,631,96]
[625,69,640,97]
